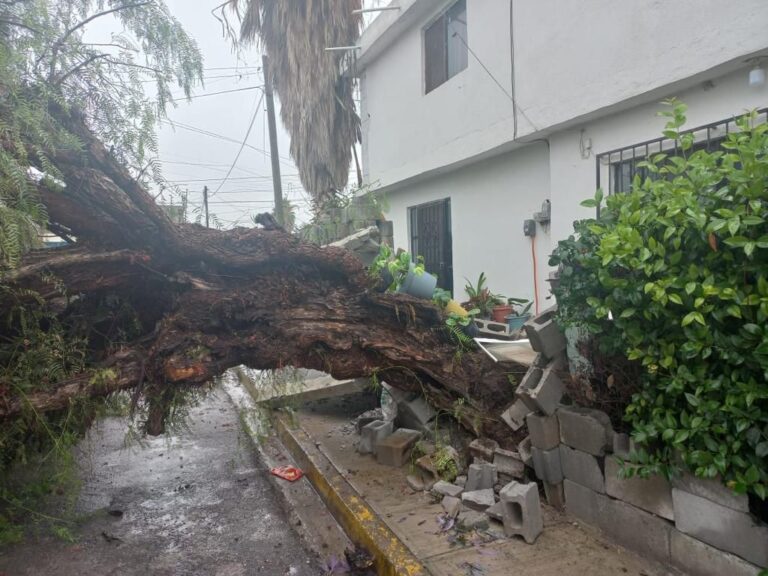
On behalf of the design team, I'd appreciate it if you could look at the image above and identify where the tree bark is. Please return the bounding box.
[2,108,527,445]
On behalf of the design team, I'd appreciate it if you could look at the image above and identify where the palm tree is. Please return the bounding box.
[227,1,362,209]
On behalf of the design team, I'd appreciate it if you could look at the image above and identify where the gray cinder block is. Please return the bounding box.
[501,399,532,431]
[396,394,436,430]
[531,446,563,483]
[500,481,544,544]
[564,479,599,525]
[493,448,525,478]
[469,438,499,462]
[559,445,605,493]
[557,405,614,456]
[527,412,561,450]
[358,419,393,455]
[670,529,763,576]
[596,493,672,563]
[518,436,533,467]
[375,428,421,467]
[432,480,463,498]
[605,458,673,520]
[543,481,565,510]
[462,488,495,511]
[465,462,498,492]
[671,471,749,513]
[612,432,636,461]
[523,308,567,359]
[486,501,504,522]
[459,509,490,530]
[515,366,564,416]
[672,488,768,567]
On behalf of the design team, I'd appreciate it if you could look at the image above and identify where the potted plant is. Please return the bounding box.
[462,273,502,319]
[369,245,437,299]
[504,298,533,331]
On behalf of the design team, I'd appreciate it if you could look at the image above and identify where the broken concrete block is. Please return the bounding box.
[355,415,381,434]
[671,471,749,513]
[605,458,673,520]
[486,501,504,522]
[441,495,461,518]
[459,509,490,530]
[526,412,560,450]
[672,488,768,567]
[358,419,393,455]
[559,445,605,493]
[500,481,543,544]
[518,436,533,467]
[375,428,421,467]
[670,529,764,576]
[531,446,563,483]
[533,351,568,371]
[406,474,425,492]
[515,366,564,416]
[493,448,525,478]
[557,406,614,456]
[469,438,499,462]
[396,394,436,431]
[461,488,495,511]
[543,481,565,510]
[500,399,532,431]
[612,432,636,460]
[432,480,463,498]
[465,462,498,491]
[523,308,567,360]
[381,382,415,405]
[454,475,467,488]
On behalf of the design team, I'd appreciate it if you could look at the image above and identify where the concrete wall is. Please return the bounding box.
[549,67,768,241]
[360,0,768,189]
[386,143,551,306]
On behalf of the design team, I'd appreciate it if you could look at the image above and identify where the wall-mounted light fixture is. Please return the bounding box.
[748,58,766,88]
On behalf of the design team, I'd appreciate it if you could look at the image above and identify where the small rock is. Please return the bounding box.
[461,488,495,511]
[459,510,490,531]
[406,474,425,492]
[441,495,461,518]
[432,480,463,498]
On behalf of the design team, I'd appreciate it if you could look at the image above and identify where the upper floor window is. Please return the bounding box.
[424,0,467,94]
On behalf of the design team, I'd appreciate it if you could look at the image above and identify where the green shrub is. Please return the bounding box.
[551,102,768,498]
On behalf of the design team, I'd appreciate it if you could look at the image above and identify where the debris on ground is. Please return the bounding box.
[270,466,304,482]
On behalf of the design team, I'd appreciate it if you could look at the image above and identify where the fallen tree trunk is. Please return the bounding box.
[2,108,527,445]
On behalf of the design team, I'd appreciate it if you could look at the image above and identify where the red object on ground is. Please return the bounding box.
[270,465,304,482]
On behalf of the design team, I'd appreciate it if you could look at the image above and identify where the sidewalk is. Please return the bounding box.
[232,365,684,576]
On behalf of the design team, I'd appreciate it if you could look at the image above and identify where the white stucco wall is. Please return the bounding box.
[385,143,552,308]
[360,0,768,190]
[549,67,768,242]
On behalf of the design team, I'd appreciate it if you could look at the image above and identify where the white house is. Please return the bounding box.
[357,0,768,313]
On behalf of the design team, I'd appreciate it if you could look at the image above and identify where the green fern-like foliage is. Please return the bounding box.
[0,0,204,269]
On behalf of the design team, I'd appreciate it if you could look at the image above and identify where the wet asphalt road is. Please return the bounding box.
[0,388,321,576]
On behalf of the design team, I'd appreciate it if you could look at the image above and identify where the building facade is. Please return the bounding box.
[357,0,768,310]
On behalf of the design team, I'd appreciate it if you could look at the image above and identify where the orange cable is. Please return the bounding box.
[531,237,540,315]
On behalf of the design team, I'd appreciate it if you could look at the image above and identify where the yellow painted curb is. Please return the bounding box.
[274,413,430,576]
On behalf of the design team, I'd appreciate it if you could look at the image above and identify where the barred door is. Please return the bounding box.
[409,199,453,293]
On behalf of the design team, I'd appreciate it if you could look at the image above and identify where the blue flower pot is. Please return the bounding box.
[506,313,531,332]
[398,265,437,299]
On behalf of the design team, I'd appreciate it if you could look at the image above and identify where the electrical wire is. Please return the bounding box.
[174,85,264,101]
[531,237,540,315]
[452,31,538,132]
[210,91,266,201]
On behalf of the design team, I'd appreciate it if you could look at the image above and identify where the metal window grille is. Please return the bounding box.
[595,108,768,196]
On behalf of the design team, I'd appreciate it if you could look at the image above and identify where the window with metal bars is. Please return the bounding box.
[424,0,468,94]
[596,108,768,195]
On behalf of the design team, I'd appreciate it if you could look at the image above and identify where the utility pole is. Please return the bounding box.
[203,185,209,228]
[262,54,284,226]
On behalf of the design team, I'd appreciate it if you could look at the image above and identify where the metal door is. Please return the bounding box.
[409,199,453,293]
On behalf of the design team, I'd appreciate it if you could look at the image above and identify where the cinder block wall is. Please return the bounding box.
[529,404,767,575]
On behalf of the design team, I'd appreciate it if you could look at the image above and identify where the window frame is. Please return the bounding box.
[423,0,468,94]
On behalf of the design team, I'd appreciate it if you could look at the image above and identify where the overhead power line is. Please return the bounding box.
[210,91,266,200]
[174,85,264,101]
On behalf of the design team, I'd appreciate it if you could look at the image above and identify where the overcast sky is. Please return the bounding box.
[90,0,387,230]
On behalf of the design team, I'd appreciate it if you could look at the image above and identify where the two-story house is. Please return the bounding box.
[357,0,768,312]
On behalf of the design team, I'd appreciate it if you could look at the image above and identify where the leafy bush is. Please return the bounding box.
[551,102,768,498]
